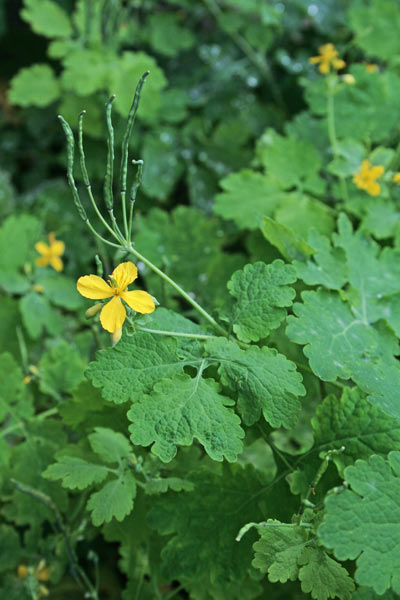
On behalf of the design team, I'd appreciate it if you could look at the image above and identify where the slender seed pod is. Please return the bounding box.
[129,159,144,205]
[77,110,90,188]
[119,71,149,196]
[58,115,87,222]
[104,95,116,211]
[95,254,103,278]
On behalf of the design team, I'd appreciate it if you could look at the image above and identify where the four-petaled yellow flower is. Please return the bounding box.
[35,232,65,272]
[309,43,346,75]
[77,261,155,333]
[353,160,384,196]
[392,173,400,184]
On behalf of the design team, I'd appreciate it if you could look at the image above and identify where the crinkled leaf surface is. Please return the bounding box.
[205,338,305,428]
[313,387,400,474]
[128,374,244,462]
[226,260,296,342]
[318,452,400,595]
[86,331,183,404]
[88,427,133,464]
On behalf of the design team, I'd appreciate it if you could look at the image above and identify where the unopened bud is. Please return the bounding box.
[111,327,122,346]
[342,74,355,85]
[32,284,45,293]
[85,303,102,318]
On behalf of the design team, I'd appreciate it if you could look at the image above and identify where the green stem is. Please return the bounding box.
[326,77,349,202]
[135,325,217,340]
[126,244,227,335]
[127,159,143,243]
[86,219,121,248]
[1,407,59,439]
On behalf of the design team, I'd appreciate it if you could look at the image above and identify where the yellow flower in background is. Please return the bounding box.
[77,261,155,333]
[309,43,346,74]
[392,173,400,184]
[353,160,384,196]
[18,560,50,598]
[35,233,65,272]
[342,74,355,85]
[365,63,378,73]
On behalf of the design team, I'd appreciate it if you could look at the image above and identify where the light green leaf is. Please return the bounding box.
[43,456,109,490]
[226,260,296,342]
[88,471,136,526]
[286,289,397,382]
[39,341,86,397]
[350,0,400,62]
[313,387,400,474]
[147,13,195,57]
[89,427,132,464]
[214,170,283,230]
[21,0,72,38]
[109,52,167,121]
[256,129,322,190]
[318,452,400,595]
[205,338,305,428]
[61,48,111,95]
[274,194,334,238]
[298,546,354,600]
[252,521,308,582]
[128,374,244,462]
[86,331,182,404]
[8,64,60,107]
[260,216,315,262]
[294,229,348,290]
[19,292,62,339]
[0,214,41,293]
[39,274,84,310]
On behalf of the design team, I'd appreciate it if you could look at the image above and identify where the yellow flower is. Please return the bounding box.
[35,233,65,272]
[353,160,384,196]
[309,43,346,75]
[18,561,50,597]
[365,63,378,73]
[393,173,400,184]
[77,261,155,333]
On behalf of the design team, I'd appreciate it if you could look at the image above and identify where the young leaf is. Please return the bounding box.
[128,374,244,462]
[298,546,354,600]
[226,260,296,342]
[318,452,400,595]
[252,521,308,582]
[89,427,133,464]
[205,338,305,428]
[8,64,60,107]
[39,341,85,397]
[21,0,72,37]
[87,471,136,526]
[294,229,348,290]
[43,456,109,490]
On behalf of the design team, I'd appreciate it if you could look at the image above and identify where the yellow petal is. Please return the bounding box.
[35,242,49,256]
[77,275,113,299]
[100,296,126,332]
[370,165,384,179]
[392,173,400,183]
[368,181,380,196]
[122,290,155,314]
[309,56,321,64]
[319,62,330,75]
[51,240,65,256]
[50,256,63,272]
[112,262,138,291]
[36,256,49,267]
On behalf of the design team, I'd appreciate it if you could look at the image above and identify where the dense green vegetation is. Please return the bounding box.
[1,1,400,598]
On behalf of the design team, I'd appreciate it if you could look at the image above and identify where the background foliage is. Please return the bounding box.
[1,0,400,598]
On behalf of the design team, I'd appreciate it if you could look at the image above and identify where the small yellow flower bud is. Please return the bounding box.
[342,74,355,85]
[23,375,31,385]
[32,284,45,293]
[35,560,50,582]
[18,565,29,578]
[85,303,102,319]
[29,365,39,375]
[111,327,123,346]
[365,63,378,73]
